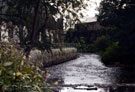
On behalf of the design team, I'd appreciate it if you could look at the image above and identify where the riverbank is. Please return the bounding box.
[29,47,77,67]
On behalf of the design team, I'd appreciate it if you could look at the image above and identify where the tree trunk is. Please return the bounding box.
[31,0,42,43]
[25,0,42,57]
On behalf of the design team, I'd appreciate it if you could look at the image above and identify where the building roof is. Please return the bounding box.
[75,21,102,31]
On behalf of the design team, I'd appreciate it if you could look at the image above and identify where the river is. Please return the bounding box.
[47,53,135,92]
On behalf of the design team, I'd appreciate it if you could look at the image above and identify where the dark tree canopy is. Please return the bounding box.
[97,0,135,65]
[0,0,86,29]
[0,0,88,54]
[97,0,135,30]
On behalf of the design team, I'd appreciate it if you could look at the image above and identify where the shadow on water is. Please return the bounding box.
[118,67,135,83]
[47,53,135,92]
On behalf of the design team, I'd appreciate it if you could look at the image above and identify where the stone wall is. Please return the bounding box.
[29,47,77,67]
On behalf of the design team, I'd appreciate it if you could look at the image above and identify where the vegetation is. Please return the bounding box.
[0,0,89,91]
[0,0,88,55]
[101,41,120,64]
[93,35,111,53]
[0,40,47,92]
[66,0,135,66]
[97,0,135,65]
[66,28,111,53]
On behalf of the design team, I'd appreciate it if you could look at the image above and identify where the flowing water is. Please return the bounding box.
[47,53,135,92]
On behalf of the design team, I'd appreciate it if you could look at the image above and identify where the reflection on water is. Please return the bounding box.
[60,87,102,92]
[47,53,135,92]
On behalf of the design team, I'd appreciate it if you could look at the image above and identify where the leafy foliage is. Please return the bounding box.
[97,0,135,29]
[101,41,120,64]
[93,35,111,52]
[1,0,87,29]
[0,41,46,92]
[0,0,88,53]
[97,0,135,65]
[65,27,112,53]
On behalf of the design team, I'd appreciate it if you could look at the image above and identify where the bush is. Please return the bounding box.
[93,35,111,52]
[0,41,46,92]
[101,41,120,64]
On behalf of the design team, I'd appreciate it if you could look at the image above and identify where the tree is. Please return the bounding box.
[97,0,135,29]
[0,0,88,56]
[97,0,135,64]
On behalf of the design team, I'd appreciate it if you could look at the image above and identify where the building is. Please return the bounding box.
[67,21,104,43]
[86,21,102,31]
[75,21,102,31]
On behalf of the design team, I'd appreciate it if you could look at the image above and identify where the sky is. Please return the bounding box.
[80,0,102,22]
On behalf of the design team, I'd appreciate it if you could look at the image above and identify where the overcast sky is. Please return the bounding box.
[80,0,101,22]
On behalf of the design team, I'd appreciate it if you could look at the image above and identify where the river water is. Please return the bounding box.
[47,53,135,92]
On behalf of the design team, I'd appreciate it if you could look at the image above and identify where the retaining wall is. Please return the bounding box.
[29,47,77,67]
